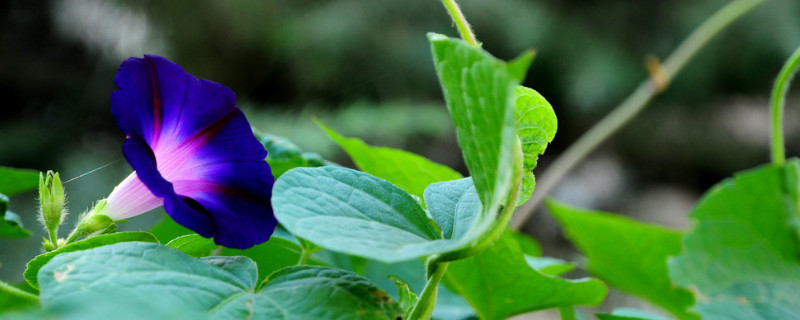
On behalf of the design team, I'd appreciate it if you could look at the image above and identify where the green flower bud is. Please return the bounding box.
[39,171,66,238]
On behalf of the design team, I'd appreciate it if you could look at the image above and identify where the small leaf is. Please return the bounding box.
[429,33,526,217]
[221,236,311,284]
[423,177,481,240]
[274,166,474,263]
[1,210,30,238]
[548,201,696,320]
[24,231,157,289]
[318,120,462,199]
[669,161,800,319]
[0,167,40,196]
[38,242,402,319]
[388,275,418,314]
[255,130,329,178]
[513,86,556,205]
[166,234,218,257]
[443,231,607,320]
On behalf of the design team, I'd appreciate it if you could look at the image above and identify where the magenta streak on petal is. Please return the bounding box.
[145,56,163,149]
[152,109,238,183]
[104,172,164,220]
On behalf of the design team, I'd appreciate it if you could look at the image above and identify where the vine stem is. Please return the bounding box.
[510,0,767,229]
[440,0,478,46]
[770,45,800,165]
[407,260,449,319]
[0,280,39,304]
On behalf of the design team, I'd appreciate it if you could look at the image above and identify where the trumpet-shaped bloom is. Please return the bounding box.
[104,55,276,249]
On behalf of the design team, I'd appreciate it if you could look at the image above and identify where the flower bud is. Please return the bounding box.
[39,171,66,233]
[66,200,116,243]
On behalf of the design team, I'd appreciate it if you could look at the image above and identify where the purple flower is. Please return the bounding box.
[102,55,276,249]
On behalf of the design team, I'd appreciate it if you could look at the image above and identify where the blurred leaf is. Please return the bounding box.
[0,167,39,196]
[669,161,800,319]
[548,201,696,320]
[525,256,575,276]
[429,33,530,216]
[24,232,157,289]
[513,86,556,206]
[274,167,476,263]
[1,192,30,238]
[443,231,607,320]
[255,130,330,178]
[166,234,218,257]
[148,213,193,243]
[0,281,38,312]
[389,275,418,313]
[318,120,461,199]
[38,242,402,319]
[511,230,542,257]
[596,308,671,320]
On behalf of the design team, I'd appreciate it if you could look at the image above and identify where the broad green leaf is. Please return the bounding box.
[514,86,556,206]
[429,33,532,217]
[274,166,477,263]
[221,236,313,284]
[548,201,696,320]
[318,121,462,199]
[597,308,671,320]
[24,231,157,289]
[525,256,575,276]
[38,242,402,319]
[166,234,218,257]
[255,130,329,178]
[199,256,258,289]
[0,167,39,196]
[669,161,800,319]
[443,231,607,320]
[423,177,481,240]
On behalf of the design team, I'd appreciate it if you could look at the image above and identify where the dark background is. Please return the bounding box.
[1,0,799,317]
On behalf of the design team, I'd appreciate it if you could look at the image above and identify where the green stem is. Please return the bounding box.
[297,248,313,265]
[510,0,767,229]
[407,260,449,320]
[558,307,577,320]
[440,0,478,46]
[770,46,800,165]
[0,280,39,304]
[48,227,59,249]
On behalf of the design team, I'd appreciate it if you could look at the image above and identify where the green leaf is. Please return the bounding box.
[24,231,157,289]
[274,166,476,263]
[221,236,310,284]
[199,256,258,289]
[429,33,528,216]
[597,308,672,320]
[511,230,542,257]
[148,213,193,243]
[38,242,402,319]
[513,86,556,205]
[0,167,40,196]
[423,177,481,240]
[1,210,30,238]
[318,120,462,199]
[514,86,557,172]
[443,231,607,320]
[547,201,696,320]
[166,234,218,257]
[389,275,418,313]
[0,281,38,312]
[255,130,329,178]
[525,256,575,276]
[669,161,800,319]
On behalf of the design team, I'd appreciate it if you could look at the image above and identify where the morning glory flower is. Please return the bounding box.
[99,55,276,249]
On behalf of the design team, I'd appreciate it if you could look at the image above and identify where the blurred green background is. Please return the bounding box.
[1,0,799,318]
